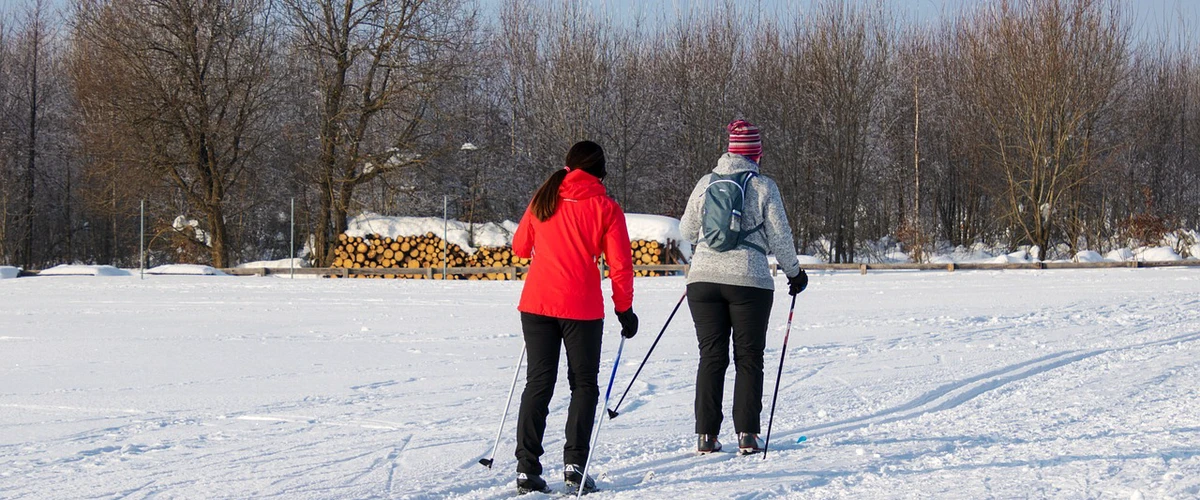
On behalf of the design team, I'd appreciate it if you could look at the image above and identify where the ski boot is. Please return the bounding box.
[697,434,722,454]
[564,464,598,494]
[517,473,552,495]
[738,432,765,455]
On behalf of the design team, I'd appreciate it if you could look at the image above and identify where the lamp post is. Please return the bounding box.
[460,142,479,249]
[444,143,478,280]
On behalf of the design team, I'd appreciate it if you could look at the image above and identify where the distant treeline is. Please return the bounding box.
[0,0,1196,268]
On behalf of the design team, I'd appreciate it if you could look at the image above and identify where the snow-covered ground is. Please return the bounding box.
[1,269,1198,499]
[36,265,130,277]
[146,265,227,276]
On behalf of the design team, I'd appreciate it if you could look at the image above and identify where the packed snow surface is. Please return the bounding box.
[145,264,227,276]
[2,269,1198,499]
[1134,247,1183,261]
[0,266,18,279]
[35,264,130,277]
[237,258,306,269]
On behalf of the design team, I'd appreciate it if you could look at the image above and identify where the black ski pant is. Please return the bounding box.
[515,312,604,476]
[687,282,774,435]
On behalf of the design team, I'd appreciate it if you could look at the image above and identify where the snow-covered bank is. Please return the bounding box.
[0,266,19,279]
[35,264,130,277]
[146,264,227,276]
[237,258,306,269]
[1,270,1198,498]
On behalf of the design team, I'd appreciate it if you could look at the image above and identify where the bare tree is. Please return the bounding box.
[746,14,816,251]
[643,2,751,215]
[495,0,616,183]
[69,32,145,266]
[4,0,52,268]
[956,0,1130,257]
[283,0,475,266]
[796,0,892,262]
[600,19,655,210]
[0,0,78,268]
[0,15,11,264]
[0,0,1191,266]
[73,0,280,267]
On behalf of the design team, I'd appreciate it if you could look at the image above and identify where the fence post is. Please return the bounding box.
[443,195,448,280]
[139,200,145,280]
[290,198,295,279]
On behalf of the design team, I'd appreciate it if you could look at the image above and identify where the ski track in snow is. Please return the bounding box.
[1,270,1199,498]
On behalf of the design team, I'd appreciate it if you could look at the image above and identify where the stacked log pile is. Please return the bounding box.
[331,233,467,278]
[464,246,531,280]
[627,239,686,277]
[331,233,683,279]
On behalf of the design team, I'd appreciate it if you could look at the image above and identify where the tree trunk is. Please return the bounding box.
[333,180,354,250]
[314,175,334,267]
[0,189,9,264]
[22,15,40,268]
[912,66,923,263]
[64,162,71,263]
[204,203,230,268]
[109,174,118,265]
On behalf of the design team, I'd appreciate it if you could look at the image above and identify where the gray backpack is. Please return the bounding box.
[699,171,765,253]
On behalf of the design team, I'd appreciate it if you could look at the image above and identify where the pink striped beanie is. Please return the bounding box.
[727,119,762,162]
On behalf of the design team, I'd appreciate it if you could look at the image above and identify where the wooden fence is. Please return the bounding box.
[12,260,1198,278]
[217,260,1200,278]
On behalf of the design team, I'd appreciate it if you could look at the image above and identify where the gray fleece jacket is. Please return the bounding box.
[679,153,801,290]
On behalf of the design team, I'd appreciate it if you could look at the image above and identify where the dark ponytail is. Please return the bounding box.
[531,141,606,221]
[531,168,569,221]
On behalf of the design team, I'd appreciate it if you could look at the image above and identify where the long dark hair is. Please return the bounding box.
[531,141,606,221]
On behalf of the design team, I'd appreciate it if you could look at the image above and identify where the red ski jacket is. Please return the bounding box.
[514,170,634,321]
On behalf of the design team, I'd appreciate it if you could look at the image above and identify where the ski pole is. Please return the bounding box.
[479,343,526,468]
[763,294,798,459]
[578,336,624,497]
[607,291,687,419]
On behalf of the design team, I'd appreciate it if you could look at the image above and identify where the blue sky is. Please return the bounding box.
[4,0,1197,45]
[475,0,1200,45]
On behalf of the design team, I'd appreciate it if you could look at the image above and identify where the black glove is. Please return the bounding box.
[616,308,639,339]
[787,269,808,296]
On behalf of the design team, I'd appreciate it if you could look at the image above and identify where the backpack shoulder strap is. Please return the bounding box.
[735,171,767,254]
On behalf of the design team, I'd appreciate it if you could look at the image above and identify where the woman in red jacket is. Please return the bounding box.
[511,141,638,495]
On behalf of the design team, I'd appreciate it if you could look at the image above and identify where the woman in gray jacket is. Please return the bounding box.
[679,119,807,455]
